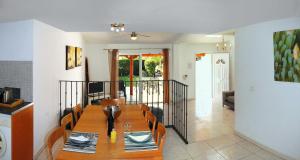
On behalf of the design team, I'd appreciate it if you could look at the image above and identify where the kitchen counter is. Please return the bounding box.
[0,102,33,115]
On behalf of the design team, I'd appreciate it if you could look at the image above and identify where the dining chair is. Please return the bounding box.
[100,98,126,106]
[60,113,74,142]
[72,104,83,123]
[145,111,157,135]
[156,123,166,153]
[140,104,150,117]
[47,127,64,160]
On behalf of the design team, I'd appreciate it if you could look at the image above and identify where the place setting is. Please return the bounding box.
[63,132,99,154]
[124,131,158,152]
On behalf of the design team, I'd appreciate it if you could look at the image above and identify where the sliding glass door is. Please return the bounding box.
[118,53,164,104]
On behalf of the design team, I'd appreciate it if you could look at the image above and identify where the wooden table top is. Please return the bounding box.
[56,104,163,160]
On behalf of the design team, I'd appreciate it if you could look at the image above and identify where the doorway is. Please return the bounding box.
[118,53,164,104]
[195,53,230,117]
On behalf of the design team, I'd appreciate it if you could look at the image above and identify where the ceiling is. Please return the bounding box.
[82,32,234,44]
[0,0,299,34]
[82,32,182,44]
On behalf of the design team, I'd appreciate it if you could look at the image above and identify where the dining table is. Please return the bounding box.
[55,104,163,160]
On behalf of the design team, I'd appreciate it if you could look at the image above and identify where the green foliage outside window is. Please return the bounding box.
[118,56,163,79]
[145,57,162,77]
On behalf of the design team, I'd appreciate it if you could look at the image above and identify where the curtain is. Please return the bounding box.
[163,48,169,103]
[110,49,119,98]
[107,49,112,78]
[85,57,90,105]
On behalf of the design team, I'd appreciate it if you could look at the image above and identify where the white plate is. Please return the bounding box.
[69,135,90,144]
[127,133,151,143]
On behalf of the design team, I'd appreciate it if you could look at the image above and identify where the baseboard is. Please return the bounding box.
[33,142,47,160]
[235,131,296,160]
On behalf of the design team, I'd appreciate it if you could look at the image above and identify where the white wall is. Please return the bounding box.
[85,44,110,81]
[33,20,85,155]
[173,43,217,99]
[0,20,33,61]
[227,37,236,91]
[235,17,300,159]
[297,2,300,16]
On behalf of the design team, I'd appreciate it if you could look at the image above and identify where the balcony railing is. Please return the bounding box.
[59,80,188,144]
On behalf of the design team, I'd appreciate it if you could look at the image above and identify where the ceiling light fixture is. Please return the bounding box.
[130,32,138,40]
[216,35,232,52]
[110,23,125,32]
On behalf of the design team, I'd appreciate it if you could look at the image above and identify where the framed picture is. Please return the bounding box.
[75,47,82,67]
[274,29,300,82]
[66,46,76,70]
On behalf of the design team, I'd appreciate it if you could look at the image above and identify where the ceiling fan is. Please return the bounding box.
[130,32,150,40]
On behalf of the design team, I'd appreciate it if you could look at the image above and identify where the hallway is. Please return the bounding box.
[163,100,284,160]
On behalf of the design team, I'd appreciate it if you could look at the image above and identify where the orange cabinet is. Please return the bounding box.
[11,104,33,160]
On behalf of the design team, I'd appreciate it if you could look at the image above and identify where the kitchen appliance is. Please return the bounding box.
[0,89,4,102]
[0,88,20,104]
[0,114,11,160]
[2,89,13,104]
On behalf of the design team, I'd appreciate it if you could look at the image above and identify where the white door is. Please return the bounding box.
[212,53,230,99]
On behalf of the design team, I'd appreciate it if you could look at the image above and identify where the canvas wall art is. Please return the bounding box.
[66,46,76,70]
[76,47,82,67]
[274,29,300,82]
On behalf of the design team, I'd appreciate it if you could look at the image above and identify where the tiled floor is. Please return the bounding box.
[163,99,284,160]
[37,99,284,160]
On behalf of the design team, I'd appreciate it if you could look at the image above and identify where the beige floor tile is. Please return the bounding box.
[192,150,226,160]
[226,134,245,143]
[36,137,64,160]
[183,141,214,158]
[238,140,261,153]
[36,147,48,160]
[164,145,192,160]
[206,135,238,149]
[255,149,283,160]
[241,155,265,160]
[217,144,251,160]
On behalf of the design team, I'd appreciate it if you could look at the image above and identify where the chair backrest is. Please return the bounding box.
[119,80,125,92]
[60,113,74,142]
[156,123,166,153]
[100,98,125,106]
[145,111,157,135]
[72,104,83,123]
[47,127,64,160]
[140,104,150,116]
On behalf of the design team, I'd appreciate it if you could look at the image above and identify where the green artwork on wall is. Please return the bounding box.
[274,29,300,82]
